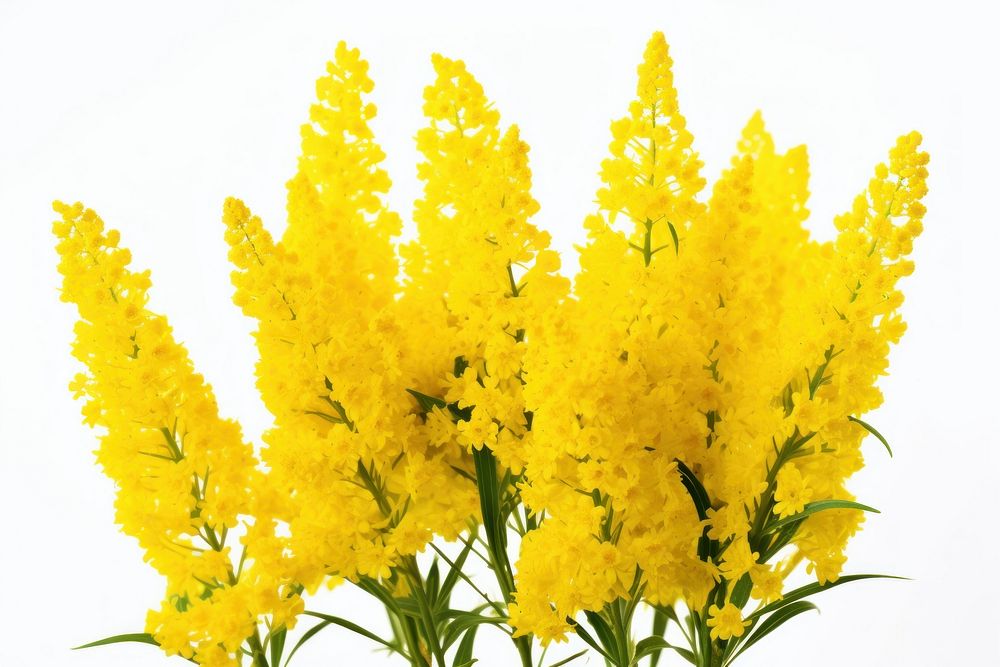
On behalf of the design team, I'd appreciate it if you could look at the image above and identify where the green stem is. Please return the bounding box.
[246,630,269,667]
[488,541,533,667]
[403,557,447,667]
[401,614,430,667]
[747,430,815,552]
[514,636,534,667]
[507,262,521,297]
[642,219,654,267]
[428,542,506,617]
[473,512,533,665]
[610,601,630,666]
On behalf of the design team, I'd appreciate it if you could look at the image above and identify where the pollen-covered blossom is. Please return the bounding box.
[53,203,300,666]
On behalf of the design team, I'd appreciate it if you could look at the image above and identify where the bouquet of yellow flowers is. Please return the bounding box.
[55,31,927,667]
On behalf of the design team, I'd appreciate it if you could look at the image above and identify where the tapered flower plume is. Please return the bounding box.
[596,30,706,262]
[509,32,928,653]
[221,43,478,597]
[54,202,300,666]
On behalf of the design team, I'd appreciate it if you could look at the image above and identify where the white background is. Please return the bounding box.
[1,1,997,665]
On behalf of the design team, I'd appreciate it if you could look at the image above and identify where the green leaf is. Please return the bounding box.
[666,221,680,255]
[547,649,588,667]
[269,626,287,667]
[567,617,614,663]
[634,636,696,665]
[355,577,410,618]
[453,626,478,667]
[623,583,647,630]
[407,388,447,413]
[848,416,893,457]
[394,597,425,619]
[729,601,818,662]
[583,610,618,657]
[650,607,668,666]
[729,573,753,608]
[284,610,399,666]
[442,612,507,650]
[653,607,670,636]
[746,573,907,622]
[426,558,441,608]
[473,445,507,553]
[674,459,716,560]
[655,604,681,626]
[760,521,800,561]
[765,499,880,533]
[438,538,475,610]
[73,633,159,650]
[674,459,710,519]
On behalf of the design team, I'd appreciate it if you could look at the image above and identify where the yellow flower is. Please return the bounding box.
[773,464,813,518]
[749,564,785,604]
[354,539,397,581]
[720,537,759,581]
[707,603,750,641]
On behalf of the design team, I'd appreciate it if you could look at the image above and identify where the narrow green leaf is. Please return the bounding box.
[848,416,893,457]
[760,521,800,561]
[426,558,441,608]
[729,573,753,608]
[440,605,492,620]
[73,633,158,650]
[765,500,879,533]
[290,611,399,659]
[449,464,478,484]
[730,601,818,662]
[674,459,716,560]
[583,610,617,657]
[453,626,478,667]
[438,538,475,608]
[473,445,507,553]
[746,574,907,622]
[547,649,589,667]
[394,597,425,619]
[355,577,407,617]
[634,636,696,665]
[567,617,614,663]
[623,581,648,629]
[674,459,710,519]
[269,626,286,667]
[655,605,681,626]
[666,221,680,255]
[442,613,507,649]
[406,388,447,413]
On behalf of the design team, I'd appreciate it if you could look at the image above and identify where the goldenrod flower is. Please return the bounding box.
[54,202,299,665]
[707,603,750,641]
[57,30,927,667]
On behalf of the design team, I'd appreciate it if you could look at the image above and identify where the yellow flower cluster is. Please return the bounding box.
[222,42,478,591]
[405,53,567,470]
[508,32,927,647]
[55,31,927,667]
[53,203,300,666]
